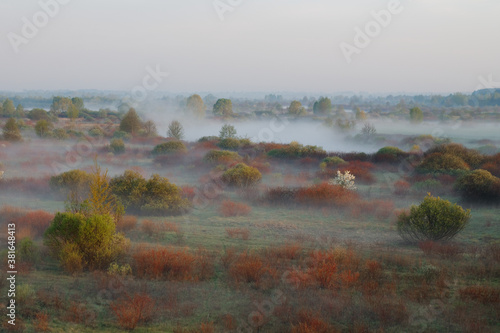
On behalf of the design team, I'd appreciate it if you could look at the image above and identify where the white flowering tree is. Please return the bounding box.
[329,170,357,190]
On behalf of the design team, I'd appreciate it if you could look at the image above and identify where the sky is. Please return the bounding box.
[0,0,499,94]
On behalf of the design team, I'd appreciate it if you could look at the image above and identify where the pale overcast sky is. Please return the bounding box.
[0,0,499,94]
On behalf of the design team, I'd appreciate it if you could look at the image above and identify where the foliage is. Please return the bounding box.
[53,128,69,140]
[268,141,326,159]
[221,163,262,187]
[88,126,105,137]
[2,99,16,116]
[167,120,184,140]
[217,137,241,150]
[410,107,423,123]
[288,101,307,116]
[18,238,39,265]
[50,169,92,201]
[3,118,22,142]
[111,293,154,330]
[151,141,187,155]
[28,108,50,121]
[219,200,252,217]
[142,120,157,137]
[397,194,471,242]
[219,124,237,140]
[213,98,233,117]
[455,169,500,201]
[120,108,142,135]
[330,170,357,190]
[35,119,53,138]
[186,94,206,118]
[313,97,332,115]
[425,143,484,169]
[203,150,242,164]
[110,171,191,215]
[418,153,470,174]
[44,212,129,271]
[109,138,125,154]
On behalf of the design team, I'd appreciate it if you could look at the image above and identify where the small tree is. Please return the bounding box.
[397,194,471,242]
[410,107,424,124]
[142,120,157,137]
[109,139,125,154]
[3,118,23,142]
[213,98,233,117]
[35,120,53,138]
[2,99,16,117]
[167,120,184,140]
[288,101,307,116]
[186,94,206,118]
[330,170,357,190]
[120,108,142,135]
[219,124,237,140]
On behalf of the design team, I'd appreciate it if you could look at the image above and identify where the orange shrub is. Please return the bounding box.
[418,241,462,258]
[199,322,215,333]
[219,200,252,217]
[34,312,49,332]
[15,210,54,239]
[110,293,154,330]
[296,182,359,207]
[265,243,302,260]
[134,246,197,280]
[291,311,332,333]
[116,215,138,233]
[229,251,268,284]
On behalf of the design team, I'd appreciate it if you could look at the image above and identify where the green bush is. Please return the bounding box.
[88,126,105,137]
[53,128,69,140]
[18,238,39,265]
[203,150,242,164]
[455,169,500,201]
[222,163,262,188]
[376,146,405,156]
[109,138,125,154]
[110,171,191,215]
[112,130,131,140]
[397,194,471,242]
[198,136,219,142]
[268,142,326,159]
[425,143,484,169]
[218,138,241,150]
[322,156,347,166]
[151,141,187,155]
[50,170,92,197]
[44,212,129,271]
[417,153,470,174]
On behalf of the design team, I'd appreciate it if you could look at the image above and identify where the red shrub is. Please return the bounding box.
[34,312,49,332]
[181,186,196,201]
[296,182,359,207]
[459,286,500,304]
[373,200,394,220]
[229,251,269,284]
[265,243,302,260]
[338,161,375,183]
[110,293,155,330]
[199,321,215,333]
[116,215,138,232]
[418,241,462,258]
[15,210,54,239]
[133,246,196,280]
[291,311,332,333]
[394,180,410,196]
[219,200,252,217]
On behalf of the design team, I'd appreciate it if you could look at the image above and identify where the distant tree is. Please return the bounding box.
[14,104,25,118]
[222,163,262,188]
[51,97,73,113]
[219,124,237,140]
[3,118,22,142]
[355,107,367,120]
[360,123,376,138]
[119,108,142,135]
[109,139,125,154]
[71,97,84,110]
[67,104,79,120]
[213,98,233,117]
[142,120,157,137]
[167,120,184,140]
[29,108,50,121]
[186,94,206,118]
[35,119,53,138]
[288,101,307,116]
[313,97,332,115]
[410,107,424,124]
[2,99,15,117]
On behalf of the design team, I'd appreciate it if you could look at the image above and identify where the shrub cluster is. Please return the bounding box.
[221,163,262,188]
[110,170,191,215]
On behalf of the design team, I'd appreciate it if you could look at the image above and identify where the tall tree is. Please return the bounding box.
[71,97,84,110]
[51,96,73,113]
[67,104,79,120]
[3,118,22,142]
[2,99,15,117]
[219,124,237,140]
[288,101,307,116]
[35,120,53,138]
[410,107,424,124]
[143,120,157,137]
[186,94,205,118]
[213,98,233,117]
[119,108,142,135]
[167,120,184,140]
[14,104,25,118]
[313,97,332,115]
